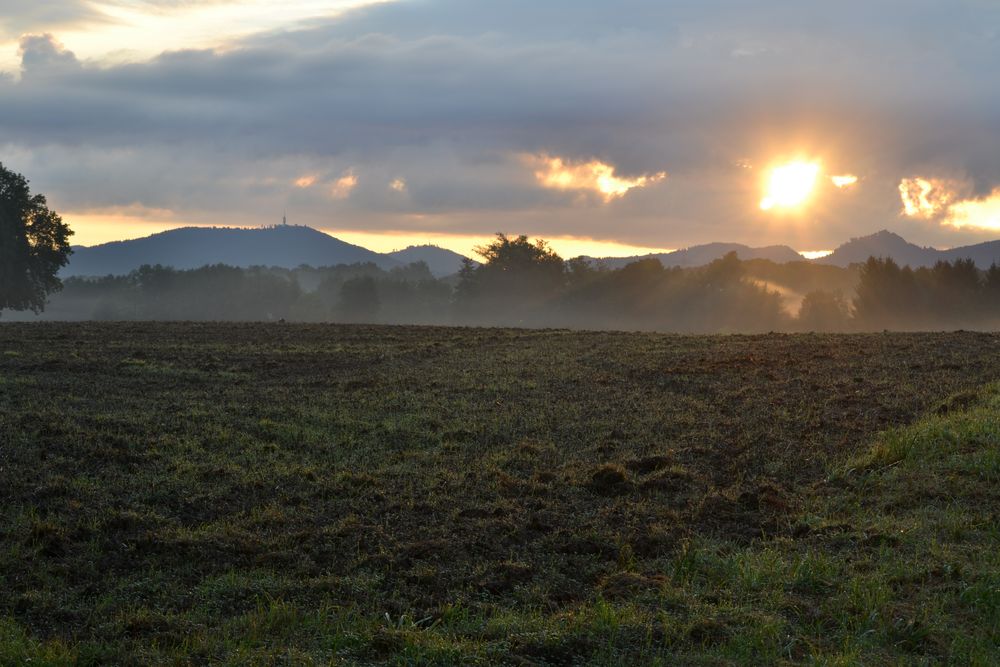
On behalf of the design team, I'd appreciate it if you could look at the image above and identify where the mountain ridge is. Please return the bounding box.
[65,226,471,278]
[63,225,1000,278]
[581,242,805,269]
[814,230,1000,269]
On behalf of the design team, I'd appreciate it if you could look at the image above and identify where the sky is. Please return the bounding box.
[2,0,1000,257]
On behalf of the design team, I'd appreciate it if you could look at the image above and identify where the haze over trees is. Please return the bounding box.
[454,234,566,325]
[0,163,73,314]
[852,257,1000,330]
[9,227,1000,332]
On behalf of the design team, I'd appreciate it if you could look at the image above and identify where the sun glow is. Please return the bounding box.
[799,250,834,260]
[830,174,858,188]
[760,161,821,211]
[323,228,675,259]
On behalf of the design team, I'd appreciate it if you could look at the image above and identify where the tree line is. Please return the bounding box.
[10,233,1000,332]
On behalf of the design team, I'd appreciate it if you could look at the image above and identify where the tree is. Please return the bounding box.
[928,258,981,324]
[0,163,73,313]
[338,276,380,323]
[985,263,1000,321]
[798,290,851,332]
[697,251,744,289]
[454,233,565,325]
[853,257,917,329]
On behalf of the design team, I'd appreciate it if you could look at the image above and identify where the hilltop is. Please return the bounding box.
[64,226,471,278]
[818,230,1000,268]
[583,242,804,269]
[385,244,472,277]
[61,225,1000,280]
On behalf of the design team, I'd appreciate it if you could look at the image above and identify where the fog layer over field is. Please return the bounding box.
[8,234,1000,332]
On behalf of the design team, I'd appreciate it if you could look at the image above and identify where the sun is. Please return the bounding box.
[760,161,821,211]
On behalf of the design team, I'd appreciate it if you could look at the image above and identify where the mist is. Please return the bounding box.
[10,238,1000,333]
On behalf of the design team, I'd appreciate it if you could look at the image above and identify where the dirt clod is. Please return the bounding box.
[588,464,631,496]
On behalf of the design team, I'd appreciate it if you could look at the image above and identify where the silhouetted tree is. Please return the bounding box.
[683,252,787,332]
[565,256,604,290]
[984,263,1000,320]
[697,251,744,289]
[741,258,860,296]
[31,244,1000,332]
[315,262,383,310]
[853,257,916,329]
[798,290,851,332]
[455,233,565,325]
[339,276,380,322]
[0,163,73,313]
[928,258,981,324]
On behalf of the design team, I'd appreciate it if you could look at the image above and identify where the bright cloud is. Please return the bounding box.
[330,169,358,199]
[898,177,1000,232]
[0,0,383,73]
[528,154,666,202]
[942,190,1000,232]
[898,177,959,218]
[389,178,407,193]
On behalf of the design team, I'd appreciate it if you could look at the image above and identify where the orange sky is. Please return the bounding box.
[61,209,677,258]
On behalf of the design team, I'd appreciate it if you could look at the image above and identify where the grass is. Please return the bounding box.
[1,323,999,664]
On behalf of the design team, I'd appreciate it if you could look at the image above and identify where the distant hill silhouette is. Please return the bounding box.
[585,242,804,269]
[817,230,1000,268]
[62,225,1000,277]
[385,245,473,277]
[65,226,401,277]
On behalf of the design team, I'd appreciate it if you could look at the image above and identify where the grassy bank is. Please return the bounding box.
[1,323,998,664]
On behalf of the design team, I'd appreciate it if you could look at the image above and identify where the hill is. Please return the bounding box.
[64,225,400,277]
[586,242,804,269]
[385,245,472,277]
[61,225,1000,278]
[819,230,1000,268]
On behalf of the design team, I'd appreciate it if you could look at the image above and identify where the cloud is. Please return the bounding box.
[898,176,1000,232]
[18,34,80,74]
[0,1,103,37]
[1,0,1000,249]
[946,191,1000,232]
[528,154,666,202]
[330,169,358,199]
[899,177,961,219]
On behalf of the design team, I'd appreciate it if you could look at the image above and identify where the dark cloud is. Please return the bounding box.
[18,34,80,74]
[1,0,999,248]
